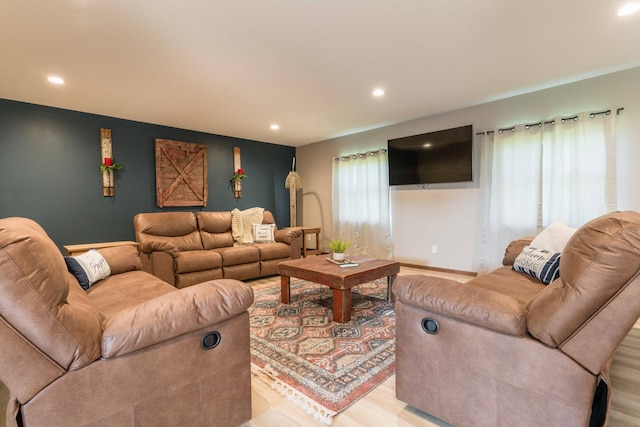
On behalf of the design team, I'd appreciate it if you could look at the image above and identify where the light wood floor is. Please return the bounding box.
[244,266,640,427]
[242,266,463,427]
[2,266,639,427]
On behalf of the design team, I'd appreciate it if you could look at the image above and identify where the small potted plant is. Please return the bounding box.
[329,238,351,261]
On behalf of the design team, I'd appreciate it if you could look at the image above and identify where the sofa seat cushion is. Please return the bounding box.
[216,246,260,266]
[255,242,291,261]
[176,269,223,289]
[86,271,177,317]
[260,259,283,277]
[174,250,223,274]
[223,263,260,280]
[468,266,546,306]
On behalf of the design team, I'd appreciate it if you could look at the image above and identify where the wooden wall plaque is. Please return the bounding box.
[101,128,114,197]
[155,139,208,207]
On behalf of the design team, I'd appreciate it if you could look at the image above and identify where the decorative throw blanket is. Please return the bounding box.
[231,207,265,245]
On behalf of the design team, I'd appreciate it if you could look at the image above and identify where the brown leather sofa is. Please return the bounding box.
[0,217,254,427]
[393,211,640,427]
[134,210,303,288]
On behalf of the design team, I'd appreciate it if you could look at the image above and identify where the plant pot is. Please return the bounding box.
[332,252,345,262]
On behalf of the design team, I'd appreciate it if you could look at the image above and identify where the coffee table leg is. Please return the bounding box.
[280,275,291,304]
[333,288,352,323]
[387,274,397,303]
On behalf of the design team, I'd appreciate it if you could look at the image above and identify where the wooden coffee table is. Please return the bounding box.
[277,256,400,323]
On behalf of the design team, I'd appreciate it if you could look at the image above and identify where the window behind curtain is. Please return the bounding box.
[542,112,617,226]
[332,149,393,259]
[478,110,617,272]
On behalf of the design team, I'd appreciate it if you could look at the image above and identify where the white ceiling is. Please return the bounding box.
[2,1,640,147]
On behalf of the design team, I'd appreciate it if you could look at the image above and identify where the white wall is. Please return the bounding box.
[296,66,640,273]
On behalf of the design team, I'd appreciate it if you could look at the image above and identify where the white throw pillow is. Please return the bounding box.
[530,221,577,253]
[253,223,275,243]
[64,249,111,290]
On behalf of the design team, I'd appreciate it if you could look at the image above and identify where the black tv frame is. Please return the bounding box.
[387,125,473,186]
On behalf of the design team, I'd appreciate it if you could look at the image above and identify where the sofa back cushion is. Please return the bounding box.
[197,211,235,249]
[134,212,203,251]
[0,217,102,398]
[526,211,640,348]
[262,210,278,229]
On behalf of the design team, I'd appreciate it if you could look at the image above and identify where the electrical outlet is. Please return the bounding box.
[432,245,438,254]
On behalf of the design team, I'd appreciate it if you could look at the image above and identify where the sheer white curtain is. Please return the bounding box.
[478,110,617,272]
[542,111,617,225]
[478,126,542,272]
[332,149,393,259]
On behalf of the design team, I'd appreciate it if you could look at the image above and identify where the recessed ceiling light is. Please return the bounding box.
[618,2,640,16]
[270,124,280,130]
[47,76,65,85]
[373,88,385,97]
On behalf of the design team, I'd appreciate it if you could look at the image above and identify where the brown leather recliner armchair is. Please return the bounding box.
[393,211,640,427]
[0,217,254,426]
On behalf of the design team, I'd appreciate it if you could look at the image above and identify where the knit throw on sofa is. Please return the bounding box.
[231,207,265,245]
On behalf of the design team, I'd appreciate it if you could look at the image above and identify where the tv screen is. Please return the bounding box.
[388,125,473,186]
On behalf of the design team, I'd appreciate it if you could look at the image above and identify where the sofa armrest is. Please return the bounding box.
[393,275,527,336]
[98,245,142,274]
[502,237,534,266]
[101,279,254,358]
[137,239,180,257]
[275,227,303,244]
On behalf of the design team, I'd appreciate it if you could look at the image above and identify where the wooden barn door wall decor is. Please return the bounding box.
[155,139,208,208]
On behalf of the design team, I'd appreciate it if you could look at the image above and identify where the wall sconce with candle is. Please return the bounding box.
[100,128,123,197]
[229,147,244,199]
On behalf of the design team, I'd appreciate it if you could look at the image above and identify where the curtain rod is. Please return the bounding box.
[475,107,624,135]
[334,148,387,161]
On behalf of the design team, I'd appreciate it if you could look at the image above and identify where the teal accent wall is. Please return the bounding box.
[0,98,295,250]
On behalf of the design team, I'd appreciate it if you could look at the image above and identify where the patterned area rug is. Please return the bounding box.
[249,279,396,425]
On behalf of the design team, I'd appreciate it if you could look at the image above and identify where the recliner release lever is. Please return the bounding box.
[201,331,222,350]
[421,318,439,334]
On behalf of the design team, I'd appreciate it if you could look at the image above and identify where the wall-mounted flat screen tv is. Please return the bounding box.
[388,124,473,186]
